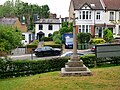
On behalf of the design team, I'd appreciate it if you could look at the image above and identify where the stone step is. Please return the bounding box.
[65,65,87,71]
[66,60,83,67]
[61,68,92,76]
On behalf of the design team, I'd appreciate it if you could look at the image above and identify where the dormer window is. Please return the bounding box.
[90,4,95,7]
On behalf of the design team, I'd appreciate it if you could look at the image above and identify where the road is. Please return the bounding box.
[8,49,94,60]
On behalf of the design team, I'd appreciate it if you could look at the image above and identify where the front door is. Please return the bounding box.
[98,27,102,38]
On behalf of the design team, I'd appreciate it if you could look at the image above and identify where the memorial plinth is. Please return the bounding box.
[61,13,92,76]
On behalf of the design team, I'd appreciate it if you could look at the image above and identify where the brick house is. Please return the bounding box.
[0,17,27,33]
[69,0,120,38]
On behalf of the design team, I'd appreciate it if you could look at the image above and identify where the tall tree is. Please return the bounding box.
[0,25,22,52]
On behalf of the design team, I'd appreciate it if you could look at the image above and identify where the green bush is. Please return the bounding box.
[41,37,53,41]
[0,57,69,78]
[30,40,39,45]
[90,38,106,45]
[26,45,37,48]
[0,55,120,79]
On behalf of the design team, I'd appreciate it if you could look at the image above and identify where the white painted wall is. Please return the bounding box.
[21,32,33,45]
[35,24,61,38]
[75,8,120,38]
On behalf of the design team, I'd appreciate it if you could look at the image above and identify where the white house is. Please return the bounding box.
[21,32,34,45]
[34,19,61,41]
[69,0,120,38]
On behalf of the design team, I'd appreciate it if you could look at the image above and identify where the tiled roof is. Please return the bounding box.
[0,17,17,25]
[103,0,120,10]
[72,0,103,10]
[34,19,61,24]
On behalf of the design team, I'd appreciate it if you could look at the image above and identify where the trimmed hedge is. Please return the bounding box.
[0,54,120,79]
[0,57,68,78]
[81,54,120,67]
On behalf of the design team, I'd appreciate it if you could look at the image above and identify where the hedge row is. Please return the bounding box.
[0,55,120,79]
[81,54,120,67]
[0,57,68,79]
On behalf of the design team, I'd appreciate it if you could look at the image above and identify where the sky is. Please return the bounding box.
[0,0,71,18]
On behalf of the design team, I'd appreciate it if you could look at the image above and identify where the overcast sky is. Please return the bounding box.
[0,0,71,18]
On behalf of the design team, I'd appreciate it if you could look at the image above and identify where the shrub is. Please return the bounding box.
[41,36,53,41]
[44,42,62,48]
[90,38,106,45]
[30,40,39,45]
[0,54,120,79]
[77,33,91,43]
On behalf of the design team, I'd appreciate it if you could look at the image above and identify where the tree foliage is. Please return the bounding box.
[103,28,114,43]
[0,0,50,31]
[59,21,73,35]
[0,25,22,52]
[77,33,91,43]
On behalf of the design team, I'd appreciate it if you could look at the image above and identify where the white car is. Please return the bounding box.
[61,51,84,57]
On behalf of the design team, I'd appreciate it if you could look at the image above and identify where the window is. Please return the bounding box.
[39,24,43,30]
[110,12,114,20]
[48,33,52,37]
[79,25,90,33]
[82,25,85,33]
[48,24,53,30]
[79,11,91,20]
[79,11,81,19]
[79,25,81,33]
[89,11,91,19]
[86,11,88,19]
[86,25,88,33]
[119,12,120,20]
[83,11,85,19]
[22,35,25,40]
[96,11,100,20]
[119,26,120,34]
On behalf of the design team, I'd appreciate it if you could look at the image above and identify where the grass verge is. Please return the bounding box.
[0,66,120,90]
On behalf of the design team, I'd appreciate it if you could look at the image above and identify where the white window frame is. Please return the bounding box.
[79,11,81,19]
[79,25,81,33]
[96,11,100,20]
[39,24,43,30]
[79,25,90,33]
[119,12,120,20]
[119,25,120,34]
[79,11,92,20]
[109,12,114,20]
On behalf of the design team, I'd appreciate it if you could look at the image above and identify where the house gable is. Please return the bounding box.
[79,3,92,10]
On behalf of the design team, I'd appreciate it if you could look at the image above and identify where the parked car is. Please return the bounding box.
[61,51,84,57]
[91,46,95,52]
[34,46,61,57]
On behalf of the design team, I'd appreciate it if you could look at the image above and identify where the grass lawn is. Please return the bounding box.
[0,66,120,90]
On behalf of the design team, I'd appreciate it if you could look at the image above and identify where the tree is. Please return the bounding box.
[103,28,114,43]
[0,25,22,52]
[77,33,91,43]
